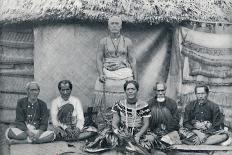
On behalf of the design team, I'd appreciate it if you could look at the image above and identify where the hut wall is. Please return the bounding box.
[33,22,171,110]
[0,25,34,123]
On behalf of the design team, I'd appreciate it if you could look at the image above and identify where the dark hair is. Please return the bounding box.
[123,80,139,91]
[195,84,209,94]
[58,80,72,90]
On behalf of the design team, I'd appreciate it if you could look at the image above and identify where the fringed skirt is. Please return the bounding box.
[93,68,133,130]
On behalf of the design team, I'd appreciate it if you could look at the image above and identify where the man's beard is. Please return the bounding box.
[157,97,165,102]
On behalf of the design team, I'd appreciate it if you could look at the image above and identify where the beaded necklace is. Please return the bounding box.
[124,99,137,136]
[110,35,121,56]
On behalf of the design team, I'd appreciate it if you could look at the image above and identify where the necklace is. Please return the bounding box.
[110,35,121,56]
[125,99,137,136]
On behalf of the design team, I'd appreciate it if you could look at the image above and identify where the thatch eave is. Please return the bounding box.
[0,0,231,25]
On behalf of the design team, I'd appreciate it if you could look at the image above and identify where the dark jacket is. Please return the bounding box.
[183,99,224,131]
[15,97,49,131]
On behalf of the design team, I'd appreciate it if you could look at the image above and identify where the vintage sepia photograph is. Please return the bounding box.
[0,0,232,155]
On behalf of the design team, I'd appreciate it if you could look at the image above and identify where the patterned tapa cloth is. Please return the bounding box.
[54,104,80,141]
[57,103,75,126]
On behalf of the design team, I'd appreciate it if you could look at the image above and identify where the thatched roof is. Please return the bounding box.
[0,0,231,25]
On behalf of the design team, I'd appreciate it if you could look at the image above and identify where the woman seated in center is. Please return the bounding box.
[85,80,151,154]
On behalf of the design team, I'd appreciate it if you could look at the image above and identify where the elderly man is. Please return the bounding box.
[5,82,55,144]
[51,80,85,141]
[146,82,180,153]
[181,85,228,145]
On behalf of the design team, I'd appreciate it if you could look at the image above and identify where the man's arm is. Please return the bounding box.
[15,99,27,131]
[127,39,137,81]
[211,102,224,131]
[168,99,180,131]
[39,101,49,131]
[183,103,195,129]
[75,99,84,130]
[96,39,105,81]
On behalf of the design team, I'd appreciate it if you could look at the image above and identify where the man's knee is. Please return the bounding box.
[40,131,56,140]
[35,131,56,143]
[217,133,229,142]
[204,133,228,145]
[7,128,27,140]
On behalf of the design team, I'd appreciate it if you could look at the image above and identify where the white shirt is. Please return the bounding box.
[51,96,84,130]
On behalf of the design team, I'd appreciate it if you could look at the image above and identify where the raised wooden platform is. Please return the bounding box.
[171,144,232,151]
[9,142,232,155]
[169,145,232,155]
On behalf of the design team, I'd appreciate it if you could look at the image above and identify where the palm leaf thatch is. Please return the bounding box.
[0,0,231,24]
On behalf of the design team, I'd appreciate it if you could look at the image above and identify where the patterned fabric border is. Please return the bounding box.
[181,42,232,67]
[189,58,232,78]
[182,57,232,86]
[183,41,232,56]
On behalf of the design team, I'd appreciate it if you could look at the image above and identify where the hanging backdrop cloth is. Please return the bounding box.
[166,26,232,128]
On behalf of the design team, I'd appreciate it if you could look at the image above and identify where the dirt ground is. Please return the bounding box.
[0,123,10,155]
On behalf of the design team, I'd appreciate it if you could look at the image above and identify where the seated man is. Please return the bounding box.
[5,82,55,144]
[181,85,228,145]
[147,82,180,152]
[51,80,85,141]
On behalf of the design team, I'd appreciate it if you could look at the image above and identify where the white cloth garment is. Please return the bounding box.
[5,126,55,142]
[51,96,85,130]
[103,67,133,80]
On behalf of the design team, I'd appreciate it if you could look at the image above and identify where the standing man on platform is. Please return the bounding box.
[93,15,137,130]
